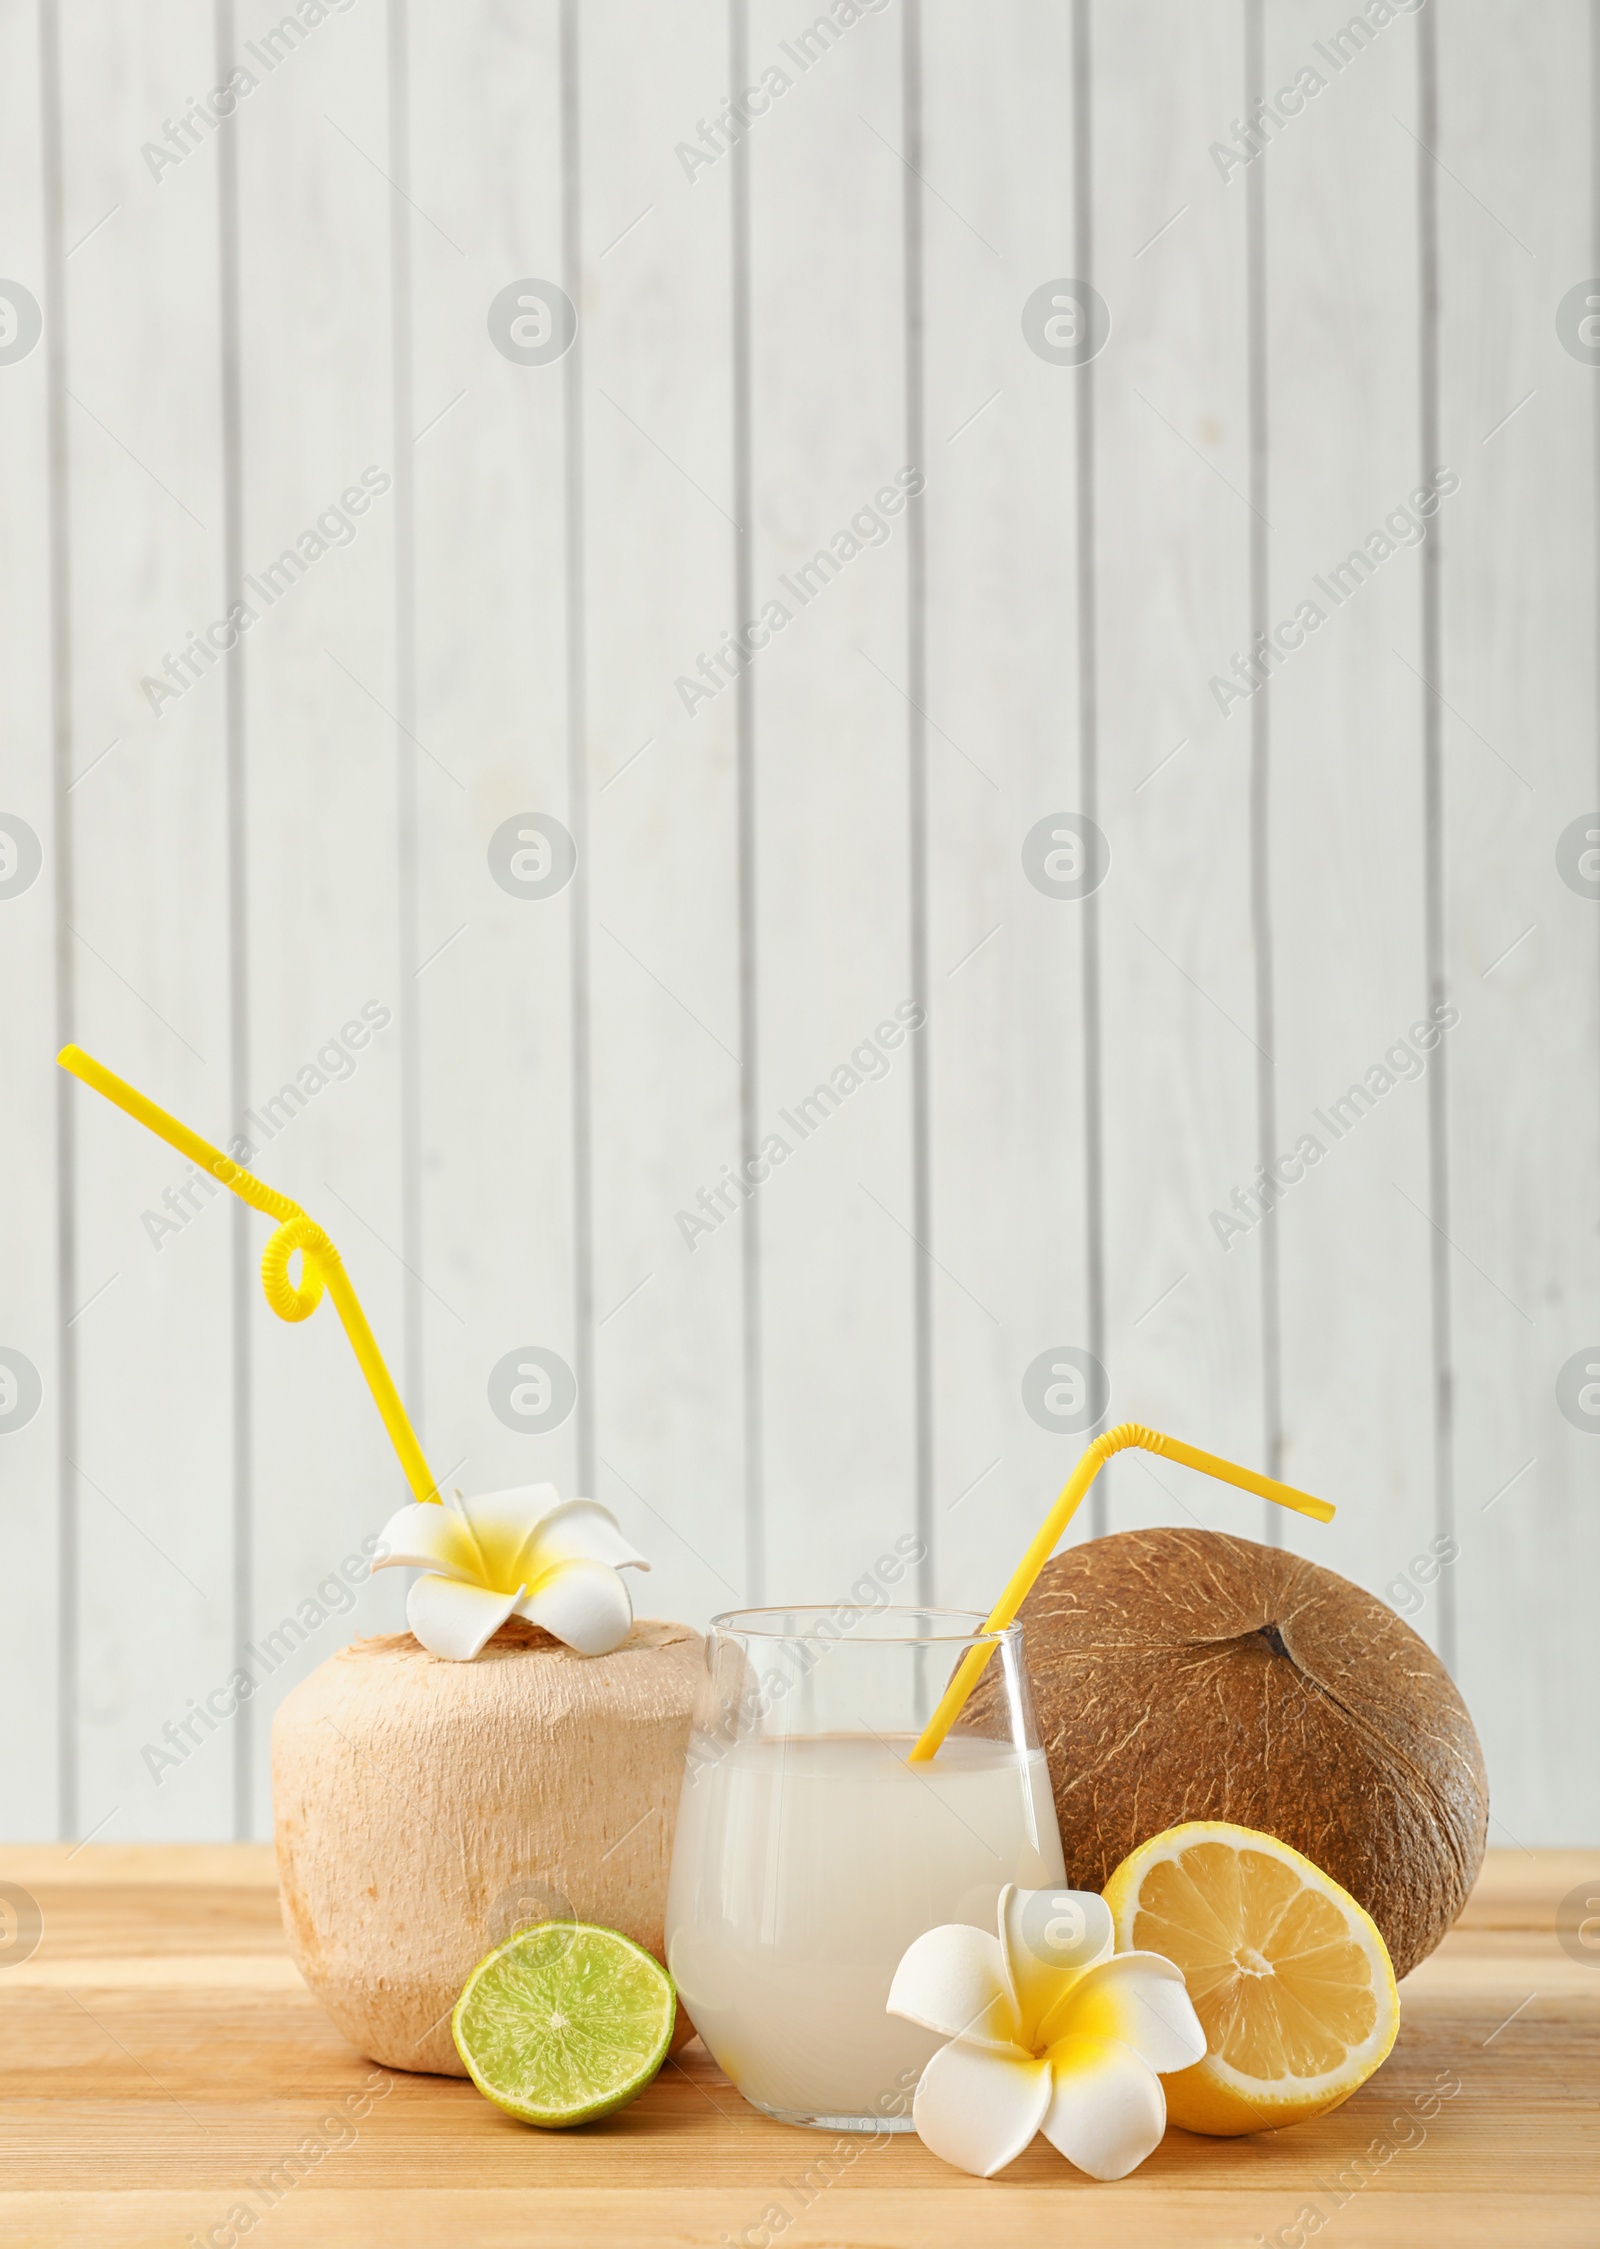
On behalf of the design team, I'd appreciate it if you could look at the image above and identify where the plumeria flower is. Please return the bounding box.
[372,1484,648,1661]
[887,1883,1205,2179]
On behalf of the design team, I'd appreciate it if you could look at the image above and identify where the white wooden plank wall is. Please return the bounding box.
[1,0,1595,1847]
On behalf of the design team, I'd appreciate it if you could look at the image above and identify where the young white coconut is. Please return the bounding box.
[272,1484,703,2074]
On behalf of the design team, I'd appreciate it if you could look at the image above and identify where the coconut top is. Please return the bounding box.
[273,1616,705,1752]
[346,1614,695,1671]
[973,1527,1488,1979]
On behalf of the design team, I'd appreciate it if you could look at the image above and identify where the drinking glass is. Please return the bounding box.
[664,1605,1064,2131]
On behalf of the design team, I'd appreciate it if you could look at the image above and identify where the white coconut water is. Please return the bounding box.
[665,1731,1064,2125]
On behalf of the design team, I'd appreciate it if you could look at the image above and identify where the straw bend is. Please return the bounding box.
[1086,1420,1166,1468]
[261,1213,339,1324]
[908,1420,1334,1762]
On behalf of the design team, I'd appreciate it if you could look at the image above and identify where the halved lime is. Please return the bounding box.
[451,1921,676,2128]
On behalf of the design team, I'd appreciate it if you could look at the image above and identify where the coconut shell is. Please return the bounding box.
[969,1528,1487,1979]
[272,1616,703,2073]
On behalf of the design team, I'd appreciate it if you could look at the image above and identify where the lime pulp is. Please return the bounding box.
[451,1921,676,2128]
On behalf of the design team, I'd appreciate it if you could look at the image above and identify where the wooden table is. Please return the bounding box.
[1,1846,1595,2246]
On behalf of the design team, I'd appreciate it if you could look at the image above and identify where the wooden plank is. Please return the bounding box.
[0,0,60,1839]
[1087,1,1266,1539]
[576,0,749,1625]
[228,0,412,1833]
[1435,0,1600,1844]
[403,0,580,1554]
[0,1842,277,1887]
[0,2194,1595,2249]
[1259,7,1439,1613]
[54,0,236,1843]
[0,1849,1592,2246]
[743,0,920,1604]
[917,3,1092,1608]
[1454,1848,1600,1927]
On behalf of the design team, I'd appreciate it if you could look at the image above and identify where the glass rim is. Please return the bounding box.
[708,1602,1020,1647]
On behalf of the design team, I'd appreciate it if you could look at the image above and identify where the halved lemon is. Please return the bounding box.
[1102,1820,1399,2136]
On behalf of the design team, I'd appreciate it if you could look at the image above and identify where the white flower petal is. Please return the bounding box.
[406,1572,521,1660]
[1040,2033,1167,2181]
[452,1483,563,1587]
[1039,1950,1208,2076]
[1000,1885,1114,2045]
[887,1923,1021,2050]
[371,1501,483,1584]
[518,1558,634,1655]
[373,1485,652,1662]
[911,2037,1052,2178]
[528,1498,650,1575]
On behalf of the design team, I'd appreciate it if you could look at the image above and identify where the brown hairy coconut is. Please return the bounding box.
[970,1528,1487,1979]
[273,1616,703,2073]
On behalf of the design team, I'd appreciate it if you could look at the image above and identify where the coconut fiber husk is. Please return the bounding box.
[969,1527,1487,1979]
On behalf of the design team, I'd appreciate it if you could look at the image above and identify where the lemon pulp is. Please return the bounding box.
[1103,1821,1399,2135]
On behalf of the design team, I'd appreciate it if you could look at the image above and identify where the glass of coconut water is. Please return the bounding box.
[664,1607,1064,2131]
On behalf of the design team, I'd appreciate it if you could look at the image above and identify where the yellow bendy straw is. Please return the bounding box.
[909,1420,1335,1763]
[57,1044,441,1506]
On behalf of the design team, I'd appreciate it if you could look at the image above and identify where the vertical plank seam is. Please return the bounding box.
[387,0,424,1455]
[1244,0,1284,1525]
[1416,0,1456,1672]
[561,0,596,1494]
[38,0,77,1840]
[1072,0,1107,1534]
[214,0,253,1836]
[729,0,765,1604]
[902,0,933,1601]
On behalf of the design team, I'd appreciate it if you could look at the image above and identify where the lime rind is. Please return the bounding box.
[451,1921,677,2128]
